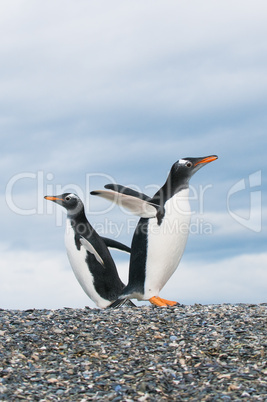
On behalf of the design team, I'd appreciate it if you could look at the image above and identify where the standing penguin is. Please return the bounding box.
[91,155,218,307]
[44,193,134,308]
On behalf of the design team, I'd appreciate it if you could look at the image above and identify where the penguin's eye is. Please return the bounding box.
[65,196,71,201]
[186,161,193,168]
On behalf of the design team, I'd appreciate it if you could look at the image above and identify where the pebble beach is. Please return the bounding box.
[0,304,266,401]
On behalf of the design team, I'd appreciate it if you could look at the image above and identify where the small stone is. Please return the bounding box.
[47,378,58,383]
[228,384,239,391]
[53,328,63,334]
[114,385,122,392]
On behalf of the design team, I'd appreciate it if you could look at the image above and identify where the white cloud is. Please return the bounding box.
[0,244,91,310]
[1,0,267,122]
[1,242,266,310]
[198,208,266,237]
[163,252,267,305]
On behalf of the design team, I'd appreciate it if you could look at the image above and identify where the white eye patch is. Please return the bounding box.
[179,159,188,165]
[66,193,77,200]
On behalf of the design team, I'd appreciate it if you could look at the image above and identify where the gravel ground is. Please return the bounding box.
[0,304,266,401]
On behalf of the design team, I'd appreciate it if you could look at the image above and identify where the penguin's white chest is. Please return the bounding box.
[64,220,110,308]
[144,189,191,299]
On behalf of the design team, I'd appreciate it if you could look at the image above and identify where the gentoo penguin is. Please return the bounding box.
[91,155,218,307]
[44,193,135,308]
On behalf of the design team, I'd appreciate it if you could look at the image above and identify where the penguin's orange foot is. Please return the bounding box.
[149,296,178,307]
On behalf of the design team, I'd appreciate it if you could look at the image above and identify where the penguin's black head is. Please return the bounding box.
[152,155,218,204]
[173,155,218,176]
[168,155,218,192]
[44,193,84,215]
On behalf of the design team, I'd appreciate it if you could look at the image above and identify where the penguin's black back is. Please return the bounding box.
[121,217,149,297]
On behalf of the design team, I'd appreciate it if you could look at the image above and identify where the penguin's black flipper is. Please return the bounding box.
[108,298,136,308]
[90,187,160,218]
[104,184,151,201]
[101,237,131,253]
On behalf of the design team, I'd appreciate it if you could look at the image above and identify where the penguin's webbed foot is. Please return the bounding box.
[149,296,178,307]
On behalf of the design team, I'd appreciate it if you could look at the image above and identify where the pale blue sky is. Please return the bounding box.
[1,0,266,309]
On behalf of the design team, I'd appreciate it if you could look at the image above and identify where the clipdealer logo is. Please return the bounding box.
[5,170,262,233]
[5,171,215,235]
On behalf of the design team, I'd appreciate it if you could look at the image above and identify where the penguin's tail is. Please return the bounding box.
[108,298,136,308]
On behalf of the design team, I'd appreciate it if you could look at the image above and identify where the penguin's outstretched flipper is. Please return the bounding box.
[101,237,131,253]
[108,298,136,308]
[91,185,160,218]
[104,184,151,201]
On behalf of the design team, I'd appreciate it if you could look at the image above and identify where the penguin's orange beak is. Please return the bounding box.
[195,155,218,166]
[44,196,64,201]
